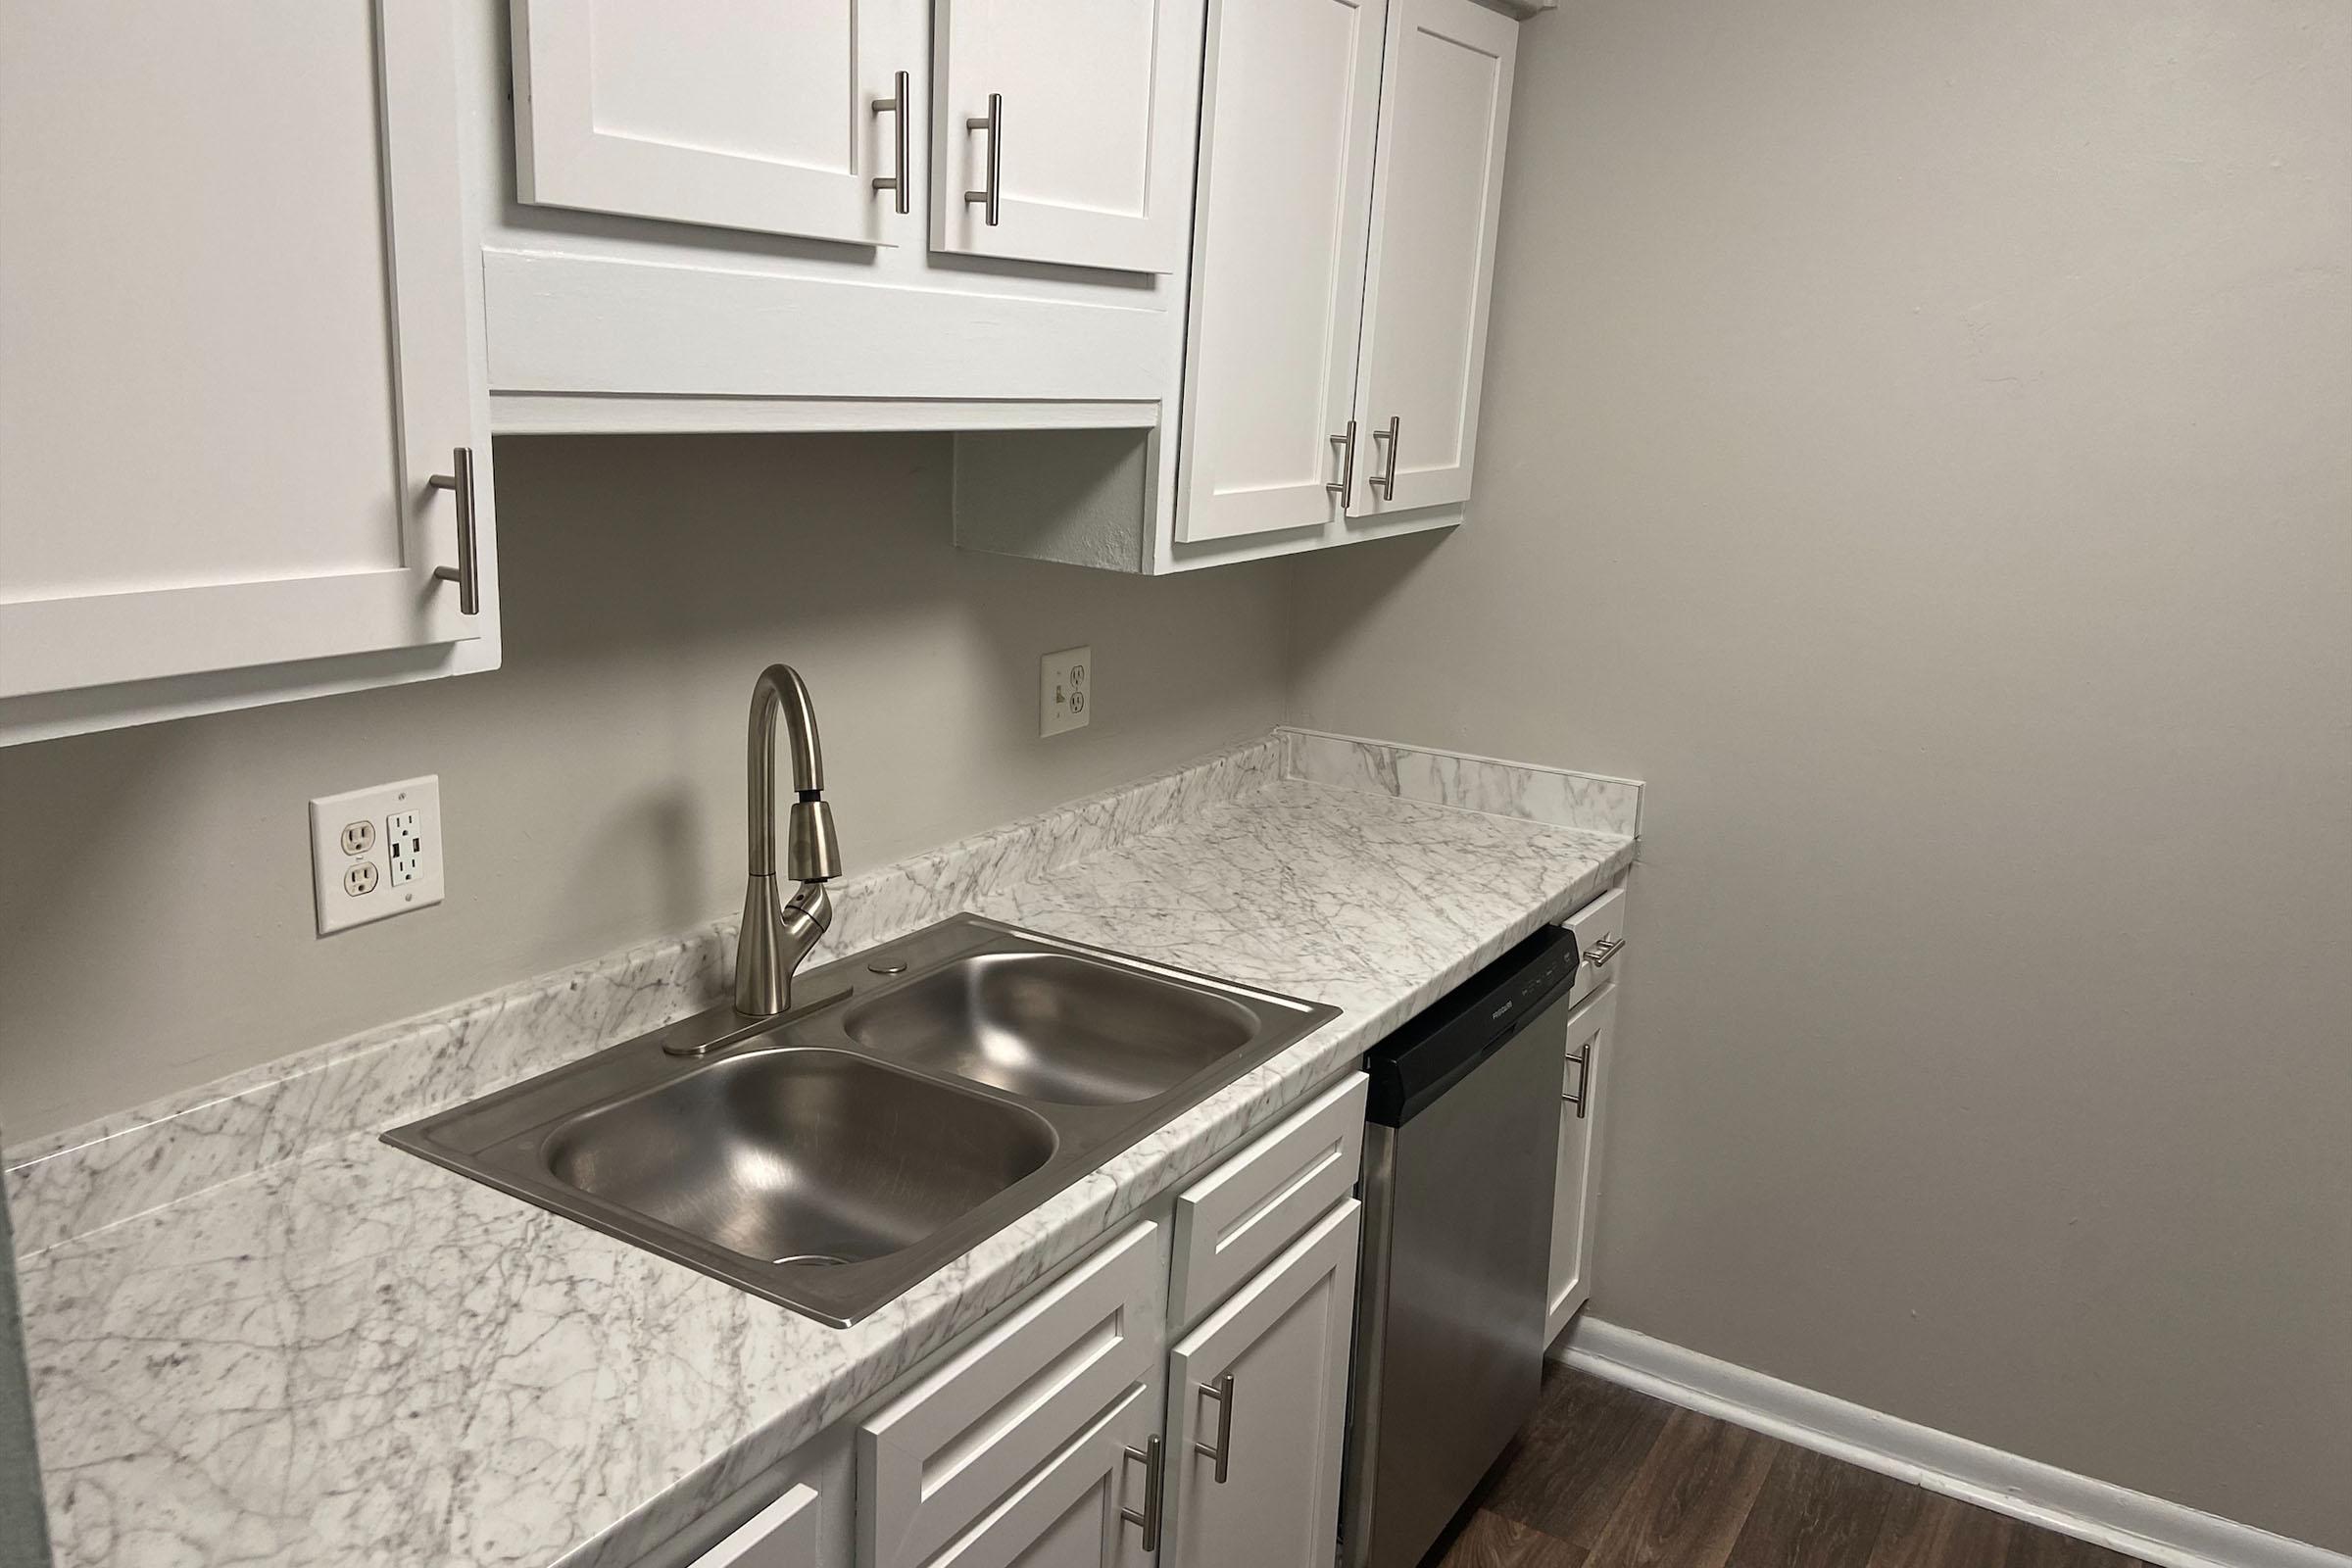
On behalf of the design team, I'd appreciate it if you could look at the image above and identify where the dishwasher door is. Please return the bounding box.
[1343,988,1570,1568]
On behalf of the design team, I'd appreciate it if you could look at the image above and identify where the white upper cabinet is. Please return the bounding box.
[929,0,1200,274]
[1348,0,1517,518]
[964,0,1527,572]
[511,0,925,246]
[1173,0,1388,545]
[479,0,1191,423]
[0,0,498,746]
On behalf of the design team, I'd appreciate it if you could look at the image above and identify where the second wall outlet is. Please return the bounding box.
[1041,647,1092,738]
[310,775,445,935]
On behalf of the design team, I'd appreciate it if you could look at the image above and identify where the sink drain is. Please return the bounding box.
[775,1252,850,1268]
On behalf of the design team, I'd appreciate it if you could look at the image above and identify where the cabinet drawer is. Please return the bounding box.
[1169,1073,1367,1328]
[859,1221,1163,1568]
[1563,887,1630,1005]
[695,1484,821,1568]
[924,1381,1155,1568]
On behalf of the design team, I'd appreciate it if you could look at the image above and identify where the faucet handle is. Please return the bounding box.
[786,798,842,882]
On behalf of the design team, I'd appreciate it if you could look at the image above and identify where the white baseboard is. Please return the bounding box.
[1556,1319,2348,1568]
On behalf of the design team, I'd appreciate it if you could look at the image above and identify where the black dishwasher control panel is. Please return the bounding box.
[1363,922,1582,1126]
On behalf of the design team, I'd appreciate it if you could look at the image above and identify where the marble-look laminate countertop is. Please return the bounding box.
[18,770,1633,1568]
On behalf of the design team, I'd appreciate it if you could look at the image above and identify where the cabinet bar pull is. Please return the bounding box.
[964,92,1003,225]
[871,71,910,215]
[427,446,478,615]
[1327,420,1357,507]
[1584,935,1625,969]
[1195,1373,1237,1484]
[1369,416,1401,501]
[1120,1435,1164,1551]
[1563,1042,1592,1117]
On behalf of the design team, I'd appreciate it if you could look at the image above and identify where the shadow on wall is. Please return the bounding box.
[1287,529,1446,738]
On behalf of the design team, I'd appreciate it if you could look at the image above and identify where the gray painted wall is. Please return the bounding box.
[0,433,1295,1145]
[1291,0,2351,1550]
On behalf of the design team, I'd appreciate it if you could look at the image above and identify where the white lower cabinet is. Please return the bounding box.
[678,1076,1372,1568]
[1545,980,1617,1345]
[1160,1200,1363,1568]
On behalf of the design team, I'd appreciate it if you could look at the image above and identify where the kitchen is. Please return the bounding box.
[0,4,2344,1568]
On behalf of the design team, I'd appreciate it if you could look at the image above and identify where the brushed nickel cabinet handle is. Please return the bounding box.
[1369,416,1401,500]
[427,446,478,615]
[1195,1373,1237,1484]
[1120,1435,1164,1551]
[1327,420,1358,507]
[1562,1041,1592,1117]
[870,70,909,215]
[1584,935,1625,968]
[964,92,1002,225]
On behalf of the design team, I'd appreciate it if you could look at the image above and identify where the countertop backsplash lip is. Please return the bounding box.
[9,729,1641,1568]
[1282,725,1644,837]
[4,731,1285,1258]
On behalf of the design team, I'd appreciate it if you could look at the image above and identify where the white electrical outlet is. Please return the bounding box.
[1041,646,1092,738]
[310,776,444,935]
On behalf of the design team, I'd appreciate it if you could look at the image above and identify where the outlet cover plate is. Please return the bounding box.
[310,775,444,935]
[1041,646,1092,738]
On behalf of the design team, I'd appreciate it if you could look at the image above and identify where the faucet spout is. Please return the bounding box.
[735,664,842,1017]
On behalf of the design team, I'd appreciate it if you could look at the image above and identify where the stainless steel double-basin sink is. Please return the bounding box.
[385,914,1339,1327]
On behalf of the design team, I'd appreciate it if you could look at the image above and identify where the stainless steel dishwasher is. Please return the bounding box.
[1341,924,1583,1568]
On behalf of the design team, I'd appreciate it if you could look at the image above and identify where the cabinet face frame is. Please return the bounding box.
[510,0,920,246]
[928,0,1200,274]
[0,0,499,744]
[1172,0,1391,545]
[1347,0,1517,520]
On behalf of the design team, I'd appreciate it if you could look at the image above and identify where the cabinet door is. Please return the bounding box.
[1348,0,1516,518]
[1174,0,1388,544]
[1162,1200,1361,1568]
[1546,986,1616,1344]
[930,0,1200,274]
[0,0,496,746]
[923,1382,1156,1568]
[512,0,922,245]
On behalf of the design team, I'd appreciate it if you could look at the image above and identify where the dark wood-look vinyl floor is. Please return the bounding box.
[1425,1364,2155,1568]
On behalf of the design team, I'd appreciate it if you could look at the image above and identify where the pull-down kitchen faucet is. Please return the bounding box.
[734,664,842,1017]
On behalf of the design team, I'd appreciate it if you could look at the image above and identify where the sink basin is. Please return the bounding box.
[542,1048,1055,1266]
[383,914,1339,1326]
[845,952,1258,1105]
